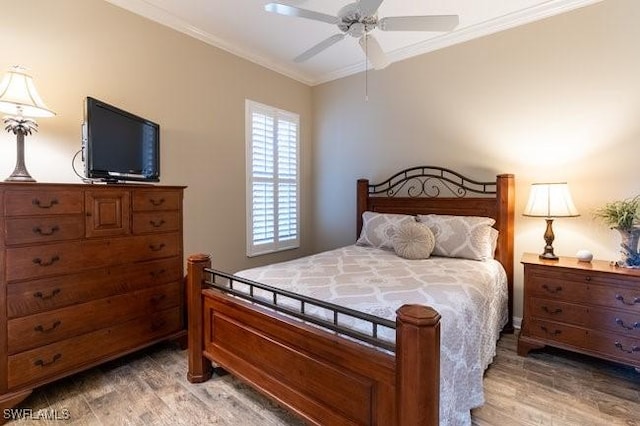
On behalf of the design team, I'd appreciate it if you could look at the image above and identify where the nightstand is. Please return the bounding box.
[518,253,640,368]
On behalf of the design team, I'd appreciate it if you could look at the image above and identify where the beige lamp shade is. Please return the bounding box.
[0,66,55,118]
[523,182,580,218]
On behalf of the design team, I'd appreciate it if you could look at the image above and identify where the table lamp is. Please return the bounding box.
[0,66,55,182]
[523,182,579,260]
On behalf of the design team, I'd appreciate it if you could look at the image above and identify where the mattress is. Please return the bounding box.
[234,245,508,426]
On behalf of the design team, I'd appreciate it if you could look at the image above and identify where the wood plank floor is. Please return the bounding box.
[8,333,640,425]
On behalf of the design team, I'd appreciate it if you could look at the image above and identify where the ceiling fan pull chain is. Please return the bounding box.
[365,35,369,102]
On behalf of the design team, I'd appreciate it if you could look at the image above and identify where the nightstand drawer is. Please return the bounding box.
[529,298,588,326]
[527,319,587,347]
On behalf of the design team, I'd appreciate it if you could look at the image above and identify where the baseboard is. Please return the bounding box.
[513,317,522,330]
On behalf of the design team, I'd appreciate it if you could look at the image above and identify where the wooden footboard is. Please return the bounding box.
[187,254,441,426]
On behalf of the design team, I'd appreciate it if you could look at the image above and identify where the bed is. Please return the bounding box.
[186,166,515,426]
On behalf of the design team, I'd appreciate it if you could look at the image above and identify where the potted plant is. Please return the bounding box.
[594,196,640,268]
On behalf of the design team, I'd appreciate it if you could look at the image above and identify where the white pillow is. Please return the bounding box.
[417,214,497,261]
[356,211,416,250]
[393,222,435,260]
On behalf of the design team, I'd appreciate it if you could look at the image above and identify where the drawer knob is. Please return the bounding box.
[150,198,165,206]
[33,225,60,236]
[149,219,166,228]
[34,320,62,333]
[34,353,62,367]
[585,276,591,282]
[149,243,166,252]
[32,198,59,209]
[33,255,60,267]
[540,326,562,336]
[615,318,640,331]
[542,306,563,315]
[614,341,640,354]
[542,284,563,294]
[615,294,640,305]
[33,288,61,300]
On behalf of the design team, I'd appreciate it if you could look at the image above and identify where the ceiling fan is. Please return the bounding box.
[264,0,459,69]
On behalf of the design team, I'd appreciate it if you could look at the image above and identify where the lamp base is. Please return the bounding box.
[4,116,37,183]
[538,252,559,261]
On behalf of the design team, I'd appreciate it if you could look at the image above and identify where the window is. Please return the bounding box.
[246,100,300,257]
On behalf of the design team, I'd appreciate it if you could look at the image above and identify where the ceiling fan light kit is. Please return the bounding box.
[265,0,459,70]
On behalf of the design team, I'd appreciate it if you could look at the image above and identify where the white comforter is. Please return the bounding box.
[235,245,508,426]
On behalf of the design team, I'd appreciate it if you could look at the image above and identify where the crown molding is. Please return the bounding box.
[316,0,603,85]
[105,0,602,87]
[104,0,316,85]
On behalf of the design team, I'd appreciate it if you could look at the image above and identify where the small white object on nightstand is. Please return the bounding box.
[576,249,593,262]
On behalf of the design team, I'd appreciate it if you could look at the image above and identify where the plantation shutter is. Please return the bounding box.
[246,100,300,256]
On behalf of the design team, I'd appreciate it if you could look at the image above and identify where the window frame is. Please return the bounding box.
[245,99,300,257]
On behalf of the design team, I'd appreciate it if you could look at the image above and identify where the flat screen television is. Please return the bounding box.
[83,97,160,182]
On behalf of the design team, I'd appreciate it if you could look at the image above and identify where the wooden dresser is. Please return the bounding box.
[518,253,640,368]
[0,183,187,410]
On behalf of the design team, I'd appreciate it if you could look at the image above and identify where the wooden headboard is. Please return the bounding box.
[356,166,515,332]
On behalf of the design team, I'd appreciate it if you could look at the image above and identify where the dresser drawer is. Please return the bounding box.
[527,319,587,347]
[588,285,640,313]
[588,330,640,366]
[132,211,181,234]
[8,282,181,354]
[529,298,588,326]
[587,307,640,338]
[5,233,181,282]
[132,191,181,211]
[527,270,589,303]
[5,215,85,245]
[7,257,182,318]
[4,190,83,216]
[7,307,182,389]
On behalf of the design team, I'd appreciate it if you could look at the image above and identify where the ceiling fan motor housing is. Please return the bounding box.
[338,2,377,37]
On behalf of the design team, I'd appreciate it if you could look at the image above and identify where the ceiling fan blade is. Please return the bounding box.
[264,3,338,25]
[359,34,390,70]
[294,33,346,63]
[357,0,384,17]
[378,15,459,32]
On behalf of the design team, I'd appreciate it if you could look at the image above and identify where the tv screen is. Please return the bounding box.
[83,97,159,182]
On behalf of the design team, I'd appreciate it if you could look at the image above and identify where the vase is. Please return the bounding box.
[616,227,640,268]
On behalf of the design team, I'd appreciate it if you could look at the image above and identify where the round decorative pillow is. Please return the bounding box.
[392,221,435,260]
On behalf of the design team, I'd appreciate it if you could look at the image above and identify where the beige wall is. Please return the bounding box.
[312,0,640,321]
[0,0,313,272]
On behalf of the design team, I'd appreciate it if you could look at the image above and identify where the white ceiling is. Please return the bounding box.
[105,0,601,86]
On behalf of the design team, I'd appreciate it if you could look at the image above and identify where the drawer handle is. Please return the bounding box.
[149,219,166,228]
[542,306,563,315]
[615,318,640,330]
[32,198,59,209]
[150,294,166,304]
[150,198,165,206]
[34,288,61,300]
[614,341,640,354]
[150,269,166,279]
[34,320,61,333]
[33,225,60,236]
[540,326,562,336]
[34,353,62,367]
[33,255,60,267]
[149,243,166,252]
[615,294,640,305]
[542,284,563,294]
